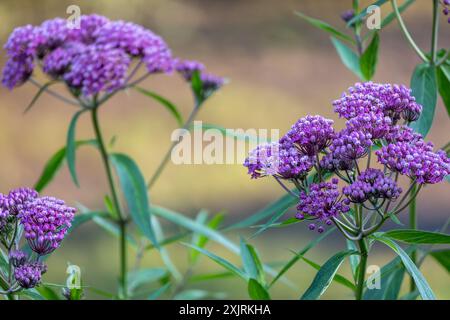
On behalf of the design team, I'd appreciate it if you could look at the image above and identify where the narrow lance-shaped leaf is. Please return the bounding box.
[182,243,247,280]
[410,63,437,137]
[66,110,87,187]
[360,33,380,81]
[300,250,358,300]
[34,140,97,192]
[133,86,184,126]
[384,229,450,244]
[190,212,224,263]
[373,234,436,300]
[111,153,158,247]
[295,11,355,44]
[331,37,364,80]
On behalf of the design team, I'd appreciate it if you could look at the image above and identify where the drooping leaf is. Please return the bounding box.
[360,33,380,80]
[384,229,450,244]
[111,153,157,247]
[410,63,437,137]
[430,249,450,273]
[331,37,363,79]
[373,234,436,300]
[248,279,271,300]
[66,110,87,187]
[34,140,97,192]
[269,227,336,288]
[300,250,357,300]
[133,86,184,126]
[437,64,450,117]
[182,243,247,280]
[295,11,355,44]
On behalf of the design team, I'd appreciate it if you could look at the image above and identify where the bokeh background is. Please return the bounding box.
[0,0,449,299]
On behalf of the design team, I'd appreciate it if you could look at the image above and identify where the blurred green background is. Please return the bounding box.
[0,0,449,299]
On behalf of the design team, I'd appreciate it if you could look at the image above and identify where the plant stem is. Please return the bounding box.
[391,0,428,63]
[408,181,417,293]
[91,106,128,299]
[431,0,440,65]
[355,238,368,300]
[147,104,201,190]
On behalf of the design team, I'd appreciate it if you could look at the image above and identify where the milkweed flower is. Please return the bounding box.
[343,169,402,203]
[19,196,76,255]
[14,262,47,289]
[296,178,350,232]
[284,115,335,156]
[9,250,28,268]
[329,129,373,161]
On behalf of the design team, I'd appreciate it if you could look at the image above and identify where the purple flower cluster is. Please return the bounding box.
[333,82,422,124]
[376,141,449,184]
[2,15,223,97]
[245,81,450,234]
[20,196,76,255]
[243,142,315,180]
[296,179,350,232]
[175,59,225,93]
[343,169,402,203]
[284,115,335,156]
[14,261,47,289]
[442,0,450,23]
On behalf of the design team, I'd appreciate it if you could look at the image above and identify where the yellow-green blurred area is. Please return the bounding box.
[0,0,449,299]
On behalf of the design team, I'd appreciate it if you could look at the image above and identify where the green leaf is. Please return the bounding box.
[103,195,119,220]
[24,81,56,113]
[331,37,363,79]
[133,86,184,126]
[240,238,266,286]
[298,255,356,291]
[251,207,290,238]
[147,283,171,300]
[36,285,60,300]
[373,235,436,300]
[269,227,336,288]
[300,250,357,300]
[111,153,157,247]
[410,63,437,137]
[360,33,379,80]
[66,110,87,187]
[34,140,97,192]
[191,70,204,104]
[430,249,450,273]
[248,279,271,300]
[295,12,354,44]
[347,0,388,27]
[127,268,167,295]
[189,271,234,283]
[437,65,450,117]
[383,268,405,300]
[226,193,297,230]
[182,243,247,280]
[190,212,224,263]
[385,229,450,244]
[67,211,108,235]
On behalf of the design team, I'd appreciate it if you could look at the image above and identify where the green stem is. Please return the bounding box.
[147,104,201,190]
[91,106,128,299]
[391,0,428,63]
[355,238,368,300]
[431,0,440,65]
[408,181,417,293]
